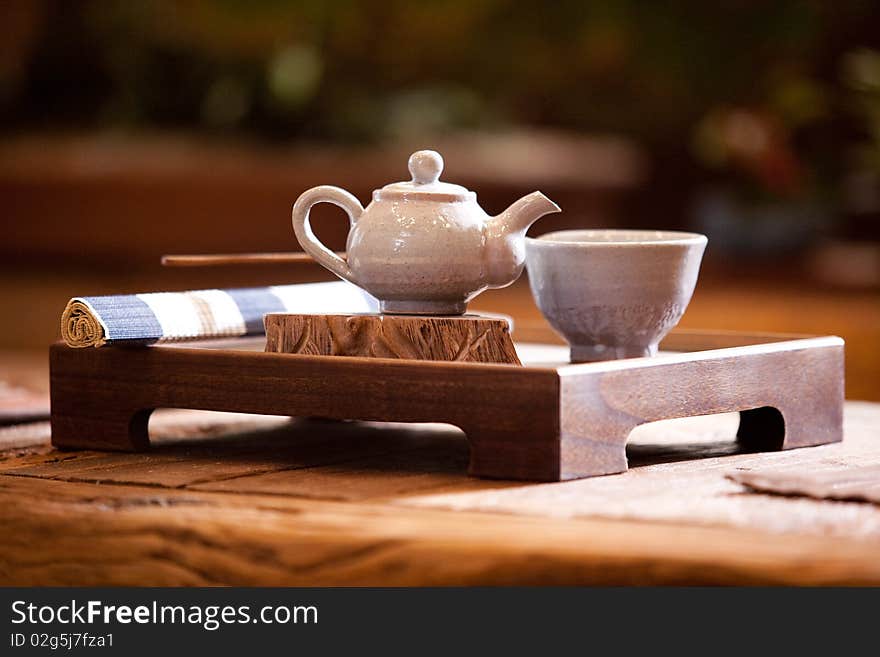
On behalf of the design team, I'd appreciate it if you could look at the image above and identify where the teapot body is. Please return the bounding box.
[347,194,490,315]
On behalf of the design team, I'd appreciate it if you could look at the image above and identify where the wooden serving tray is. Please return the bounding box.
[49,329,844,481]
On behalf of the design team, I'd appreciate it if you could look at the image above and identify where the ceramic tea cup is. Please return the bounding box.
[525,229,707,362]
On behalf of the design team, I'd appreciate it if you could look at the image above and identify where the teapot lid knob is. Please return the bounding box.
[408,150,443,185]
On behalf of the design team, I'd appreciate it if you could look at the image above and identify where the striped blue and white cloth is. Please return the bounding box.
[61,281,377,348]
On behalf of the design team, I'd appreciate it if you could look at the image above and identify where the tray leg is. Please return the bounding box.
[52,407,153,451]
[50,346,153,451]
[465,428,562,482]
[558,421,633,480]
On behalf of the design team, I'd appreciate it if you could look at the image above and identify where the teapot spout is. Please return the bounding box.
[498,191,561,234]
[484,191,561,288]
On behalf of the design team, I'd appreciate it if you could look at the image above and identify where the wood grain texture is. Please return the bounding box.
[49,332,844,481]
[264,313,521,364]
[3,474,880,586]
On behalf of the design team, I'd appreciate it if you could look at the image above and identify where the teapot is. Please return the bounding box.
[292,149,561,315]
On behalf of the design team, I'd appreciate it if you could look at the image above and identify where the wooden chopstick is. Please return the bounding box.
[161,252,344,267]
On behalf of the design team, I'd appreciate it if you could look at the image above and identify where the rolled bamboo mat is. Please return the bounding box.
[61,281,376,348]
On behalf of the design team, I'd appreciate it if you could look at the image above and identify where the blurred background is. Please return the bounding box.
[1,0,879,398]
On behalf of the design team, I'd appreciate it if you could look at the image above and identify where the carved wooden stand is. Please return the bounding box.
[264,313,520,364]
[49,330,844,481]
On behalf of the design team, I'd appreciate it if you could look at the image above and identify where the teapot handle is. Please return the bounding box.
[292,185,363,285]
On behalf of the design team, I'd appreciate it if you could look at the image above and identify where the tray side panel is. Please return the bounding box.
[50,344,562,481]
[558,338,845,479]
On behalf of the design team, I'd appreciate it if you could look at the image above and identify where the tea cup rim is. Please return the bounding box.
[527,229,707,247]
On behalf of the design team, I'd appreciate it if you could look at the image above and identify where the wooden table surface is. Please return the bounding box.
[1,344,880,586]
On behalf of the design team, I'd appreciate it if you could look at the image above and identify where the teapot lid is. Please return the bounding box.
[375,150,474,202]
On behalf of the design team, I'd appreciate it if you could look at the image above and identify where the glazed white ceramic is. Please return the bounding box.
[525,229,707,362]
[292,150,560,315]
